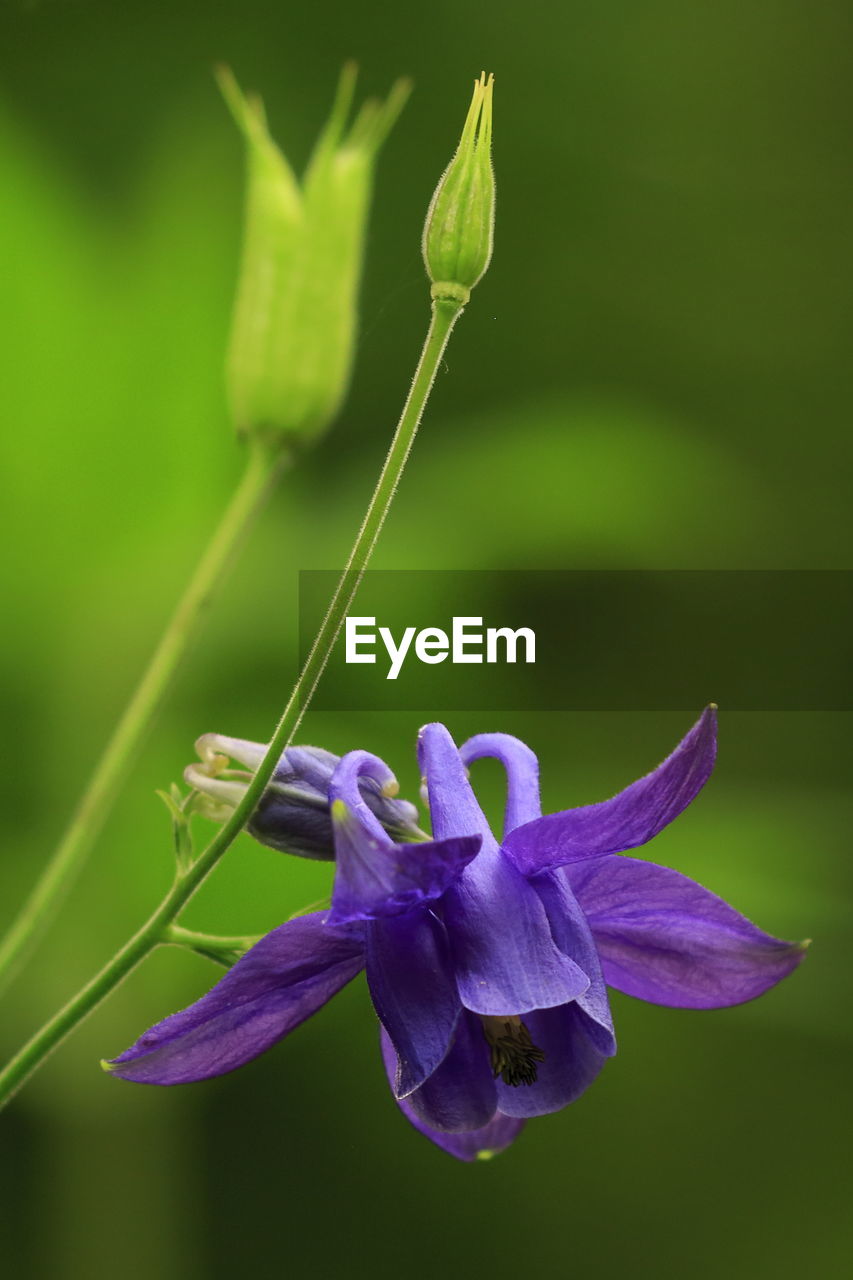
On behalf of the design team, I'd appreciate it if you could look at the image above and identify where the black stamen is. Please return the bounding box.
[483,1018,546,1087]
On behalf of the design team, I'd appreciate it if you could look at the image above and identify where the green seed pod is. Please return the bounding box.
[422,72,495,305]
[219,65,410,450]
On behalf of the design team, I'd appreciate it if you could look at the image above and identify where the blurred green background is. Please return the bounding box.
[1,1,851,1277]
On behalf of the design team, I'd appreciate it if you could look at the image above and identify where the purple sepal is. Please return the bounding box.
[568,854,809,1008]
[366,912,461,1097]
[503,707,718,876]
[381,1029,525,1161]
[106,913,364,1084]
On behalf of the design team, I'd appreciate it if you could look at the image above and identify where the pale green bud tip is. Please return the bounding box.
[422,71,495,298]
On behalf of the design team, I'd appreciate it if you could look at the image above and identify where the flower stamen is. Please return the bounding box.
[480,1015,545,1087]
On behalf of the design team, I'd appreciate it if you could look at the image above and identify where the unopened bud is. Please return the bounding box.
[422,72,495,304]
[185,733,423,860]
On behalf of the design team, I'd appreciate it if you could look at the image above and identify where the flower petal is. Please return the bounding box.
[568,854,808,1008]
[366,912,461,1097]
[503,706,718,876]
[328,748,480,924]
[418,723,590,1014]
[495,1002,613,1118]
[382,1012,496,1132]
[381,1028,524,1161]
[460,732,541,833]
[532,869,616,1055]
[443,843,591,1015]
[329,806,480,925]
[417,722,494,841]
[105,913,364,1084]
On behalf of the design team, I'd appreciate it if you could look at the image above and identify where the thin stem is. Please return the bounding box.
[0,296,464,1109]
[164,924,263,967]
[179,297,465,901]
[0,878,185,1105]
[0,442,286,995]
[164,924,262,952]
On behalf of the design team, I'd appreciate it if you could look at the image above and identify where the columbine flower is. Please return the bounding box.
[184,732,423,860]
[106,710,806,1162]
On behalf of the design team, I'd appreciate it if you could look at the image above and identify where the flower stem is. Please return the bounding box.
[164,924,263,967]
[0,296,465,1109]
[0,442,287,996]
[0,877,189,1105]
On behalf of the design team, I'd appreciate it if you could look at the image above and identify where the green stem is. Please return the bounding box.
[0,442,286,996]
[0,296,464,1109]
[164,924,262,951]
[164,924,263,967]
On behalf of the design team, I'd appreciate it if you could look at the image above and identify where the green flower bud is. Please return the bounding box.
[422,72,495,306]
[218,65,410,450]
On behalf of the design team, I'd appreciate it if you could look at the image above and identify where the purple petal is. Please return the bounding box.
[503,707,718,876]
[328,749,480,924]
[417,722,494,841]
[106,913,364,1084]
[329,819,480,925]
[568,854,808,1008]
[253,745,421,861]
[366,912,461,1097]
[418,723,590,1015]
[495,1002,613,1118]
[460,732,541,833]
[443,843,591,1015]
[532,869,616,1055]
[381,1028,525,1161]
[382,1012,496,1132]
[407,1113,525,1162]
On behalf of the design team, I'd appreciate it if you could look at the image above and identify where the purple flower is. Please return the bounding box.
[106,709,806,1161]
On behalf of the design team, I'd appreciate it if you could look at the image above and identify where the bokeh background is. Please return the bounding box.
[1,1,851,1277]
